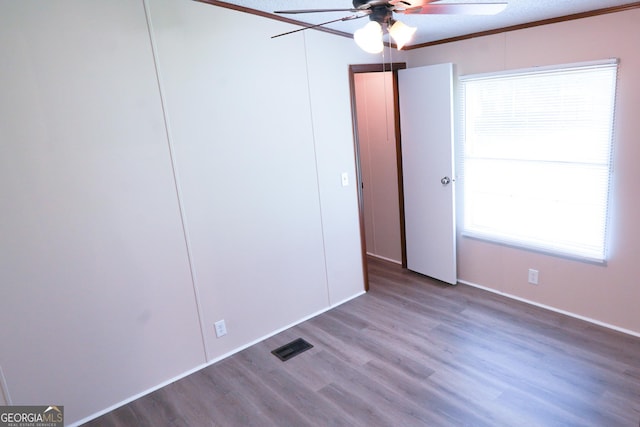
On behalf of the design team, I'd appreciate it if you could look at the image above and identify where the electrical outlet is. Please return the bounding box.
[214,320,227,338]
[341,172,349,187]
[528,269,539,285]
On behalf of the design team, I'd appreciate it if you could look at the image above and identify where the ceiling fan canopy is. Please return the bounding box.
[353,0,395,25]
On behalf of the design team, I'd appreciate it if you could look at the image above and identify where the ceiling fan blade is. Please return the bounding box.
[399,2,507,15]
[275,1,393,15]
[389,0,439,5]
[275,8,360,14]
[271,14,368,38]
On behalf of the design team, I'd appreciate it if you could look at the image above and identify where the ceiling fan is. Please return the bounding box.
[273,0,508,52]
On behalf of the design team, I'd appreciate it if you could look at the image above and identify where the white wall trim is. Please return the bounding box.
[458,279,640,339]
[69,361,209,427]
[329,290,367,308]
[70,289,366,427]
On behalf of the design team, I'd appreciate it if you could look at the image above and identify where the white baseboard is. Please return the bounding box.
[366,252,402,265]
[71,290,366,426]
[69,361,209,426]
[203,290,366,368]
[458,279,640,339]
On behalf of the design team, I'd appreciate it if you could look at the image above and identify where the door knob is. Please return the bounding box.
[441,176,451,185]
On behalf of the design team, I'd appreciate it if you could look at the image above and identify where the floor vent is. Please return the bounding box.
[271,338,313,361]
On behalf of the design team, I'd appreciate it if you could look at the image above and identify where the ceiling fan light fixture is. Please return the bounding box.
[354,21,384,54]
[389,19,417,50]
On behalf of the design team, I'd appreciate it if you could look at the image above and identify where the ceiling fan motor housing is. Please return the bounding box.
[353,0,395,24]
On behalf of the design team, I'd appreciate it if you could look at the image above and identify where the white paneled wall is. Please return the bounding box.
[146,0,332,360]
[0,0,371,424]
[0,1,206,422]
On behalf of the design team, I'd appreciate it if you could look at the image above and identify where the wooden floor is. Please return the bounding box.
[85,257,640,426]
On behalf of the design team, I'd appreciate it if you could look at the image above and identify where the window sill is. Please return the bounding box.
[460,231,607,266]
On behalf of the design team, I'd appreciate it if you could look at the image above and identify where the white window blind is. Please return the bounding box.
[459,60,618,262]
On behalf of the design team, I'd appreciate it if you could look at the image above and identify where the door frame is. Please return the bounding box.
[348,62,407,292]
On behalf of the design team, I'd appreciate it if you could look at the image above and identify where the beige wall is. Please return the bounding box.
[355,72,403,264]
[406,8,640,335]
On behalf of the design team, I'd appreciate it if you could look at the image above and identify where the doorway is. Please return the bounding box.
[349,63,407,291]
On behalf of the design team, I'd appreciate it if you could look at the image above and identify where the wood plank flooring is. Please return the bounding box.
[84,257,640,426]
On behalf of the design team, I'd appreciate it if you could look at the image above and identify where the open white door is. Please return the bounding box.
[398,63,457,284]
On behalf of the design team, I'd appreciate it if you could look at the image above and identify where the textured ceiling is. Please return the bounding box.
[203,0,639,47]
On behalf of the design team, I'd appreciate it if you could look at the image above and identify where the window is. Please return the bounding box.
[459,60,618,263]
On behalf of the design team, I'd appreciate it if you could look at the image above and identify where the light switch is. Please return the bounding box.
[341,172,349,187]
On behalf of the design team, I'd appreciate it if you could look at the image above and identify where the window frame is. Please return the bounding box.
[457,59,619,264]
